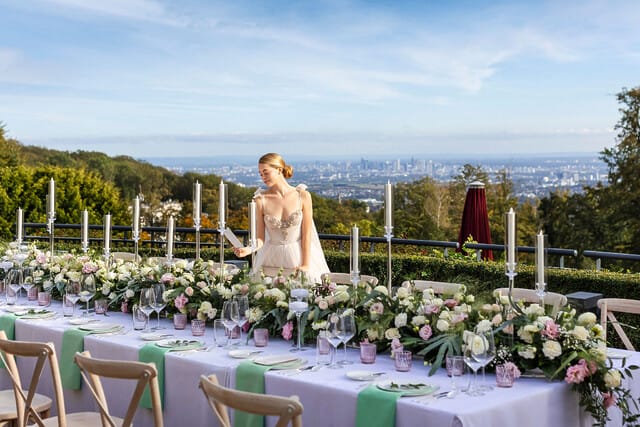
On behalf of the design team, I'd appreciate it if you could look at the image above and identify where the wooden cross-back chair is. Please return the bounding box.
[0,331,99,427]
[198,374,303,427]
[0,331,52,427]
[401,280,464,295]
[321,272,379,287]
[111,252,141,263]
[495,288,568,317]
[597,298,640,351]
[74,351,163,427]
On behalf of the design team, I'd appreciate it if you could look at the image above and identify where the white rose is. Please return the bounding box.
[436,319,450,332]
[571,326,589,342]
[518,345,537,359]
[542,340,562,359]
[367,328,379,341]
[411,315,426,326]
[373,286,389,296]
[604,370,622,388]
[384,328,401,340]
[471,335,486,355]
[396,287,409,299]
[394,313,407,328]
[475,319,492,333]
[517,327,534,344]
[125,289,135,299]
[577,312,597,327]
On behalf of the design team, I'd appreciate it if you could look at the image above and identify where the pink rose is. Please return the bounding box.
[240,284,250,295]
[419,325,432,341]
[391,338,404,354]
[36,253,47,264]
[541,320,560,339]
[185,286,194,297]
[161,273,175,285]
[450,313,468,325]
[82,262,98,274]
[174,293,188,310]
[370,302,384,315]
[424,304,440,315]
[318,300,329,310]
[282,321,294,340]
[444,299,458,309]
[565,359,592,384]
[328,283,337,292]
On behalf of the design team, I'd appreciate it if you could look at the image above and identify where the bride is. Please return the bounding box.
[233,153,330,284]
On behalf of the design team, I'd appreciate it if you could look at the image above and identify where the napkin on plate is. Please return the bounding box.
[60,328,92,390]
[355,384,403,427]
[234,360,275,427]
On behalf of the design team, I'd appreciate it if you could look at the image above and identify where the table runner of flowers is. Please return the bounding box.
[2,242,639,426]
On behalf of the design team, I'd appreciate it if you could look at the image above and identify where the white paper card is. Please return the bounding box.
[224,227,243,248]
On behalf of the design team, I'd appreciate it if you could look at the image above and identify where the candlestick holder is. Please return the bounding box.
[81,240,89,254]
[194,218,201,261]
[47,211,56,255]
[132,230,140,261]
[505,268,524,316]
[535,281,546,306]
[103,248,111,269]
[384,225,393,292]
[218,221,226,284]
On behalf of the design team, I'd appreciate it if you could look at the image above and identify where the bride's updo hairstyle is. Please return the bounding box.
[259,153,294,179]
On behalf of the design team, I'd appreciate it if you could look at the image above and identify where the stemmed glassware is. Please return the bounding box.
[79,276,96,316]
[139,288,156,332]
[7,269,23,305]
[463,333,487,396]
[21,267,35,305]
[289,297,309,352]
[64,282,81,317]
[233,295,250,345]
[338,309,356,364]
[326,312,345,369]
[474,327,496,392]
[222,300,239,347]
[152,283,167,330]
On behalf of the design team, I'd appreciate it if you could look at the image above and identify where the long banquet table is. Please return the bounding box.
[0,303,636,427]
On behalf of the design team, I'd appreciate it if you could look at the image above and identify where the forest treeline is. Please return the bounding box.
[1,86,638,271]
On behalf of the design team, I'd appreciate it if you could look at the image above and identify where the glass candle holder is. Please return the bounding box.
[173,313,187,330]
[359,342,377,364]
[37,291,51,307]
[394,350,412,372]
[254,328,269,347]
[316,331,331,366]
[94,298,108,315]
[191,319,206,336]
[446,354,465,377]
[496,364,515,387]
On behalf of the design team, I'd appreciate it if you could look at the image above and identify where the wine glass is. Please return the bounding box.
[338,309,356,364]
[463,333,487,397]
[79,276,96,316]
[152,282,167,330]
[222,300,239,347]
[233,295,250,345]
[326,313,344,369]
[288,297,309,352]
[139,288,156,332]
[7,268,23,305]
[21,267,35,305]
[64,282,81,317]
[474,328,496,392]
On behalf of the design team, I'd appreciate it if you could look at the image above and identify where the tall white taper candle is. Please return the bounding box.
[104,213,111,253]
[133,196,140,236]
[536,230,545,285]
[506,208,516,270]
[385,181,393,229]
[48,178,55,215]
[167,216,174,259]
[249,200,257,248]
[81,210,89,247]
[193,181,201,224]
[219,180,225,225]
[351,225,359,273]
[16,208,23,242]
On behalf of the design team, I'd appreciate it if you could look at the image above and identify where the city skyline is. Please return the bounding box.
[1,0,638,158]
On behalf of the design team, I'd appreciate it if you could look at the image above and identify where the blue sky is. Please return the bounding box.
[0,0,638,159]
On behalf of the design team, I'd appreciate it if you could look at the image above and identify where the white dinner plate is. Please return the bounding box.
[346,370,387,381]
[16,310,56,320]
[156,339,203,351]
[68,318,101,326]
[376,380,439,396]
[253,354,301,366]
[2,305,29,313]
[78,323,121,332]
[140,332,173,341]
[228,349,263,359]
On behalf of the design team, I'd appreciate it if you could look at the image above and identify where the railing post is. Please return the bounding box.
[444,248,449,258]
[559,256,564,269]
[475,249,481,261]
[596,258,601,271]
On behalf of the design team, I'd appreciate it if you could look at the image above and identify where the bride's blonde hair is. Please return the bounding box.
[259,153,293,179]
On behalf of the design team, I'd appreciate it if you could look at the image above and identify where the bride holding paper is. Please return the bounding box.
[232,153,329,284]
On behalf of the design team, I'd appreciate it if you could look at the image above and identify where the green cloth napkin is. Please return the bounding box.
[138,343,171,409]
[0,314,16,369]
[355,384,403,427]
[234,360,273,427]
[60,328,92,390]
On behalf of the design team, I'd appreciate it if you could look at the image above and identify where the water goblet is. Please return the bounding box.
[64,282,81,317]
[474,328,496,392]
[139,288,156,332]
[222,300,239,347]
[233,295,250,345]
[7,269,23,305]
[289,298,309,352]
[326,313,344,369]
[79,276,96,316]
[338,309,356,364]
[152,282,167,329]
[464,334,486,397]
[21,267,35,305]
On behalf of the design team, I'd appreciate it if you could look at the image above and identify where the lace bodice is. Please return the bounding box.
[264,210,303,244]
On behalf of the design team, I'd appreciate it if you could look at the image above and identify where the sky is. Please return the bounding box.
[0,0,639,160]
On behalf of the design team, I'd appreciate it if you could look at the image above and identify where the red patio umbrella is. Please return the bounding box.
[457,181,493,260]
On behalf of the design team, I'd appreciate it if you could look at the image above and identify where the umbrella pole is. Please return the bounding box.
[385,226,393,292]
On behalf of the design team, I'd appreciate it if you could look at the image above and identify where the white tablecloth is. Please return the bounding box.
[0,303,636,427]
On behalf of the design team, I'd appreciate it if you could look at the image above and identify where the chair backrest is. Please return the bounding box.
[495,287,568,317]
[198,374,303,427]
[73,351,163,427]
[111,252,140,263]
[597,298,640,351]
[402,280,464,295]
[321,272,379,287]
[0,331,68,427]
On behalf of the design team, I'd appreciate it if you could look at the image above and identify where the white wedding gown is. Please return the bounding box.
[252,184,330,284]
